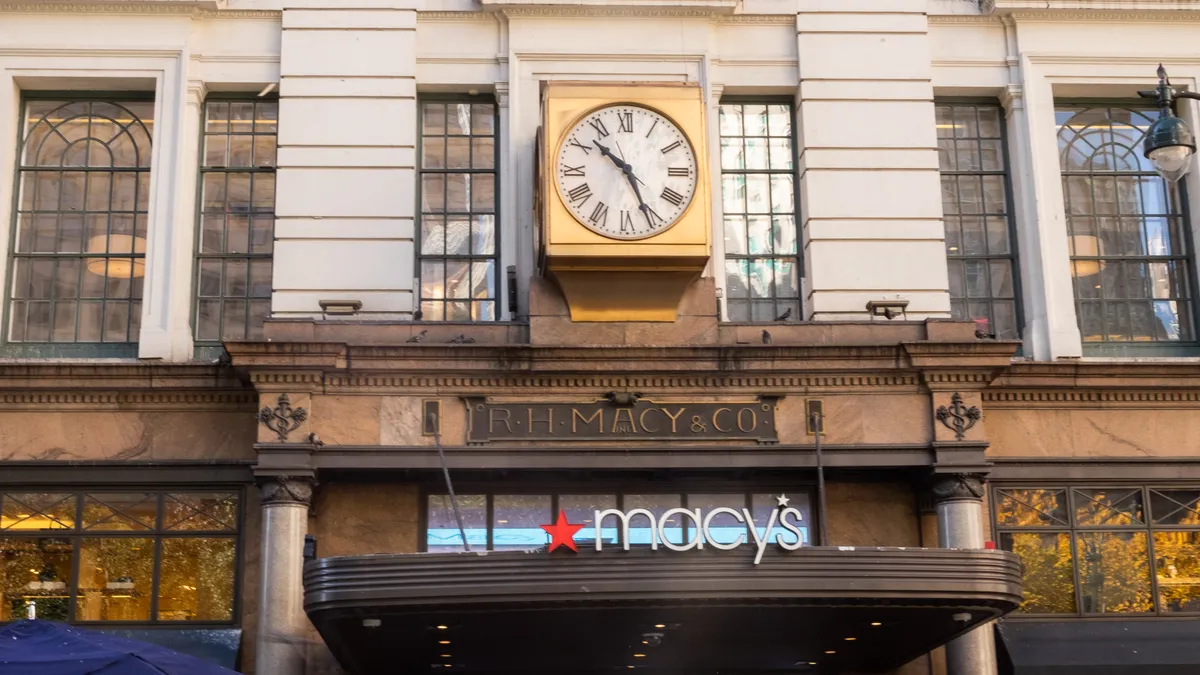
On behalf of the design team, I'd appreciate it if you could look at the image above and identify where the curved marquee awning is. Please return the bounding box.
[305,547,1022,675]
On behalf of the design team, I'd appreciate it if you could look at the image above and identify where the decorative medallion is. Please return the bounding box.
[257,393,308,442]
[935,392,982,441]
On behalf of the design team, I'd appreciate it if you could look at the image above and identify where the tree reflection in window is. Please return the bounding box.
[1056,105,1194,343]
[994,486,1200,616]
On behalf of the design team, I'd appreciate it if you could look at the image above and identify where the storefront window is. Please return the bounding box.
[994,486,1200,616]
[424,490,813,551]
[0,490,241,624]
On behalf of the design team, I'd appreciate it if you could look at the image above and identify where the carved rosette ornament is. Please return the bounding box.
[259,476,316,507]
[257,393,308,442]
[929,474,986,505]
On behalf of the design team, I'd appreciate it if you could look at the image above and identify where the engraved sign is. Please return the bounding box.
[464,395,780,444]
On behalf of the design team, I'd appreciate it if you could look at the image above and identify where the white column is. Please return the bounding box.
[256,476,315,675]
[1001,22,1081,359]
[139,66,198,361]
[496,81,516,320]
[932,474,998,675]
[707,83,726,320]
[796,0,949,321]
[274,1,419,319]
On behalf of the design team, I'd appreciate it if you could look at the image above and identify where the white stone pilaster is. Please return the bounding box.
[708,82,726,320]
[138,62,197,361]
[496,80,515,319]
[796,0,950,321]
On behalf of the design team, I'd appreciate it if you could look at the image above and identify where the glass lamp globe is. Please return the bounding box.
[1150,145,1193,183]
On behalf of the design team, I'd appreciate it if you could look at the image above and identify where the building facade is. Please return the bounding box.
[2,1,1200,675]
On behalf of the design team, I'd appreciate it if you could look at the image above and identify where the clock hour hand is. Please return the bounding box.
[593,140,651,214]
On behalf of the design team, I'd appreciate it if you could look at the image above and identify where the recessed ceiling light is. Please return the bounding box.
[634,654,646,658]
[641,641,649,645]
[870,622,882,627]
[654,624,665,628]
[441,655,452,658]
[436,625,448,630]
[825,650,836,655]
[845,637,856,641]
[439,640,451,645]
[808,662,817,666]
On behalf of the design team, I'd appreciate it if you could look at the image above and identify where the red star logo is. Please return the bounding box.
[540,510,584,553]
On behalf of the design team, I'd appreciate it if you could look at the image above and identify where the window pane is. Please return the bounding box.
[999,532,1077,613]
[560,494,617,548]
[1151,489,1200,526]
[492,495,551,550]
[1074,488,1144,526]
[158,537,236,621]
[621,494,682,546]
[0,537,72,621]
[1076,531,1152,614]
[163,492,238,532]
[1,493,77,531]
[77,537,154,621]
[426,494,486,552]
[1156,531,1200,613]
[994,489,1068,527]
[82,493,156,531]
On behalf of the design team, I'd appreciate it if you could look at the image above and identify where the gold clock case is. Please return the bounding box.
[542,82,712,322]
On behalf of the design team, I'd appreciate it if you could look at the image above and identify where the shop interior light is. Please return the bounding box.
[653,623,665,628]
[436,625,448,630]
[870,622,882,627]
[439,640,451,645]
[633,654,646,658]
[844,637,856,641]
[825,650,836,655]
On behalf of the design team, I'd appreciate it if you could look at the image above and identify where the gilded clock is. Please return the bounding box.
[554,103,698,240]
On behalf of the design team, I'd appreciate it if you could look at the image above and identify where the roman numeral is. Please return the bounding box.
[645,119,658,138]
[667,167,690,177]
[644,206,665,228]
[567,183,592,206]
[588,201,609,227]
[618,112,633,134]
[661,187,685,207]
[661,140,682,154]
[568,138,592,154]
[588,118,610,138]
[562,165,585,177]
[620,210,634,233]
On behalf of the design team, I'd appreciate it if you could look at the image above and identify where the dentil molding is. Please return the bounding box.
[0,1,281,17]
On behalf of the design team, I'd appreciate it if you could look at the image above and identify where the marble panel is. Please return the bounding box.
[313,396,382,445]
[311,483,419,556]
[0,411,255,461]
[826,482,919,547]
[775,395,929,446]
[987,408,1200,458]
[380,396,467,447]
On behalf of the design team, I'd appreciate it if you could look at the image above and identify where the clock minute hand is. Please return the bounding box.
[593,140,651,216]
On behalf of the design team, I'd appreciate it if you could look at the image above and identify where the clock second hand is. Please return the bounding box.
[614,140,647,187]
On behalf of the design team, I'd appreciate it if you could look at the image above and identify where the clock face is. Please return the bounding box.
[555,104,699,240]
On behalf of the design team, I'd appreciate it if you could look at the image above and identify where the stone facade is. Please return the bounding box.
[2,2,1200,675]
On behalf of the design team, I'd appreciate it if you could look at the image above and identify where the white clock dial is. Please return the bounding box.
[555,104,698,240]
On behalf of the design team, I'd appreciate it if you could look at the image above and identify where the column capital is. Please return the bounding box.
[259,475,317,507]
[928,473,986,505]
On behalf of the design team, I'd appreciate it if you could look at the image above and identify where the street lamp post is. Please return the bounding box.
[1139,65,1200,182]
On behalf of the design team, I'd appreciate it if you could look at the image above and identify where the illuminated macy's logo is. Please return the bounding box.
[540,494,806,565]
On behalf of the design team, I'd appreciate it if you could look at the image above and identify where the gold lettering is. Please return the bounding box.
[528,406,554,435]
[572,408,604,434]
[489,408,513,434]
[662,407,685,433]
[712,407,733,433]
[737,407,757,433]
[612,408,637,434]
[639,407,662,433]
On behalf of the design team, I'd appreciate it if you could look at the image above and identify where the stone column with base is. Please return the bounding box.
[256,475,316,675]
[931,473,998,675]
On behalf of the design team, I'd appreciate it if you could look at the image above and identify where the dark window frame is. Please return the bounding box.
[717,96,803,323]
[420,485,818,552]
[936,98,1024,341]
[193,95,278,352]
[1055,99,1199,355]
[0,486,246,627]
[415,94,501,323]
[991,483,1200,618]
[3,92,156,358]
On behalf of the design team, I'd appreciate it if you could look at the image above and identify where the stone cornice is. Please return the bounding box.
[0,361,255,411]
[988,0,1200,12]
[0,2,281,18]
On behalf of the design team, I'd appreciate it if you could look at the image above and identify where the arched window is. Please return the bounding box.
[7,99,154,346]
[1057,105,1194,345]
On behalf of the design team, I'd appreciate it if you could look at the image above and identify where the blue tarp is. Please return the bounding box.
[0,620,241,675]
